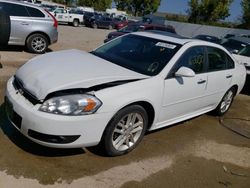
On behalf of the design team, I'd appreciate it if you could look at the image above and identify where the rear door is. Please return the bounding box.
[1,2,33,45]
[205,46,235,106]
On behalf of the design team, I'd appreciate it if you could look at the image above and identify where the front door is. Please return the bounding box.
[158,46,208,127]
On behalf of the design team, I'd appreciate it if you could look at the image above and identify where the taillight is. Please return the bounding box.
[45,10,58,28]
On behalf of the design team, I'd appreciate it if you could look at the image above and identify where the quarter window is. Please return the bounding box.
[26,7,45,17]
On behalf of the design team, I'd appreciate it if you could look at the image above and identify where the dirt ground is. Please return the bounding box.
[0,25,249,188]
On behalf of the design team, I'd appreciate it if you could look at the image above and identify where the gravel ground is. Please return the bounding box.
[0,25,249,188]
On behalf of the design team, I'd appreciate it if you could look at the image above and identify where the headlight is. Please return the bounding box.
[39,94,102,115]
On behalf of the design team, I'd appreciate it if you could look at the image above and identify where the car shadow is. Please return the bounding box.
[241,75,250,96]
[0,45,52,53]
[0,103,85,157]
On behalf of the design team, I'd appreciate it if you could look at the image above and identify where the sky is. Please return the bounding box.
[158,0,242,22]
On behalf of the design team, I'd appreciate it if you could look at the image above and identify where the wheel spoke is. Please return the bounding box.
[126,114,133,126]
[133,121,143,128]
[129,134,135,143]
[131,113,137,124]
[114,128,123,134]
[115,136,127,149]
[131,126,143,134]
[113,135,123,145]
[125,137,130,147]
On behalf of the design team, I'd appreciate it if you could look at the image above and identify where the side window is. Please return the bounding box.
[168,46,205,78]
[2,3,29,17]
[55,9,64,14]
[26,7,45,17]
[207,47,229,71]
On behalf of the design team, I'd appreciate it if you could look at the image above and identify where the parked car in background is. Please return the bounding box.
[220,37,250,53]
[232,45,250,75]
[0,0,58,54]
[5,31,246,156]
[193,34,221,44]
[89,16,114,29]
[113,17,128,30]
[50,8,83,27]
[83,11,95,25]
[104,23,176,43]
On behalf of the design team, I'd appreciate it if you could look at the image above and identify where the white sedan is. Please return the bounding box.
[5,31,246,156]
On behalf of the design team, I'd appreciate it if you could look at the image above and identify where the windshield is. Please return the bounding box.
[92,34,181,76]
[238,45,250,57]
[221,39,248,51]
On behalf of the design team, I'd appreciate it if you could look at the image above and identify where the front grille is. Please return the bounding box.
[13,77,41,105]
[28,130,80,144]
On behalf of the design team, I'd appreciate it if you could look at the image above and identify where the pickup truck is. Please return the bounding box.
[50,8,83,27]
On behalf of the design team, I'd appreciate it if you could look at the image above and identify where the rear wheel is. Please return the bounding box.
[0,11,10,46]
[26,33,48,54]
[108,25,113,30]
[100,105,148,156]
[214,87,236,116]
[92,23,97,29]
[73,19,79,27]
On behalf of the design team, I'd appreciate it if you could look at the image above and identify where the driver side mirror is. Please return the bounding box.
[175,67,195,77]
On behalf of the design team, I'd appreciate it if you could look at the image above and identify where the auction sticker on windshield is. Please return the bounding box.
[156,42,177,49]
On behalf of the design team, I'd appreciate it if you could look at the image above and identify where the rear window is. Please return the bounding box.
[26,7,45,17]
[1,2,29,17]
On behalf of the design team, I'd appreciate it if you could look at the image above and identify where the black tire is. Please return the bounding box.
[108,25,113,30]
[73,19,79,27]
[26,33,48,54]
[213,87,236,116]
[92,23,97,29]
[0,11,10,46]
[100,105,148,156]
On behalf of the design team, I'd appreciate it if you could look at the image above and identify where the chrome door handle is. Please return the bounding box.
[197,80,206,84]
[226,75,232,78]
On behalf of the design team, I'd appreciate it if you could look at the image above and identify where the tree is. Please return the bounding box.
[114,0,161,16]
[241,0,250,28]
[77,0,112,11]
[187,0,233,23]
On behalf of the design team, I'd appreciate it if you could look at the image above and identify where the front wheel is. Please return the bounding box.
[214,87,236,116]
[26,34,48,54]
[100,105,148,156]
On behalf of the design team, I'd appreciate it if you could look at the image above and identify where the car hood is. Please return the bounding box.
[232,54,250,66]
[15,49,148,100]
